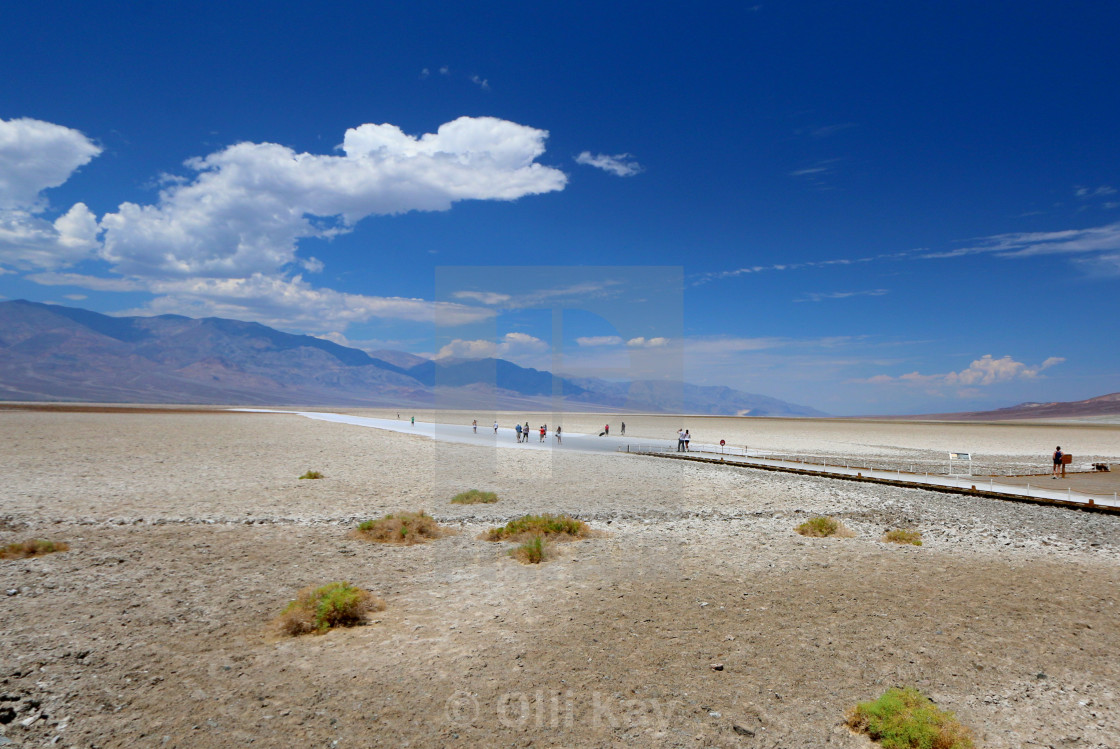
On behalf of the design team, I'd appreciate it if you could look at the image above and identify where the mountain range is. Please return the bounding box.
[0,300,826,416]
[888,393,1120,422]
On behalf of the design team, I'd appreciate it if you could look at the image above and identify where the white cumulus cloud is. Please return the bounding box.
[0,202,100,270]
[436,331,548,360]
[10,115,567,331]
[860,354,1065,388]
[100,116,567,279]
[0,117,102,270]
[0,117,102,211]
[626,336,670,348]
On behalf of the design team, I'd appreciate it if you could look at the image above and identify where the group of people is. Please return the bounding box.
[514,422,560,443]
[676,428,691,451]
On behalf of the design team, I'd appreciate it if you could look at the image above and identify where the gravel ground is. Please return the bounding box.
[1,410,1118,748]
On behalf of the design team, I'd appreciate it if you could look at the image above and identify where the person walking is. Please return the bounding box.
[524,422,531,444]
[515,423,522,442]
[493,420,499,434]
[1052,446,1064,478]
[677,429,685,452]
[555,425,562,444]
[683,429,691,452]
[604,423,609,436]
[410,416,415,426]
[472,419,478,433]
[620,421,625,436]
[540,424,547,442]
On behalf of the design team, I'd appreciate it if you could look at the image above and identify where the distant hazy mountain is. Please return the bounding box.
[0,300,825,415]
[564,377,829,417]
[887,393,1120,421]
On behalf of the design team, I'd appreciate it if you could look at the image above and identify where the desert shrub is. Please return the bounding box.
[298,470,324,480]
[847,687,974,749]
[0,539,69,560]
[277,582,385,636]
[795,516,853,538]
[486,514,591,541]
[883,529,923,546]
[354,511,448,545]
[511,535,546,564]
[451,489,498,504]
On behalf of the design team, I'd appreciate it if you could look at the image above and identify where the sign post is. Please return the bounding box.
[948,452,972,476]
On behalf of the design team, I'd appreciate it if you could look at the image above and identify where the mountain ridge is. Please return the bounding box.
[0,299,825,415]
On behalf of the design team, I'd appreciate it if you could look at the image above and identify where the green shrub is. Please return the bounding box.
[298,470,324,480]
[486,514,591,541]
[795,516,854,538]
[354,511,448,545]
[278,582,385,636]
[847,687,974,749]
[511,535,546,564]
[0,539,69,560]
[883,529,923,546]
[451,489,499,504]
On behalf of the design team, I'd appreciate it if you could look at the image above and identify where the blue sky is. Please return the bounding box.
[1,1,1117,415]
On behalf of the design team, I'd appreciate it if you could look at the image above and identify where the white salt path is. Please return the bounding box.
[233,409,1120,511]
[231,409,645,455]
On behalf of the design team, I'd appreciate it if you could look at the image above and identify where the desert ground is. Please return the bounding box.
[2,408,1119,748]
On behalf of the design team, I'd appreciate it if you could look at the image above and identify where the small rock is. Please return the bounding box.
[708,710,721,718]
[732,723,755,736]
[710,663,724,671]
[4,590,16,597]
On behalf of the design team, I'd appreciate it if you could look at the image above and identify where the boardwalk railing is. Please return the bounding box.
[617,444,1120,511]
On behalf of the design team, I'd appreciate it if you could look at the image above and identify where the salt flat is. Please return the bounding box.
[2,409,1119,748]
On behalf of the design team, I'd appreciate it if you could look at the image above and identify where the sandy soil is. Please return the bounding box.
[2,410,1119,748]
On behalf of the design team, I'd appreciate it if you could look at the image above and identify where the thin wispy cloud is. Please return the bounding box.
[27,272,143,292]
[927,221,1120,260]
[701,219,1120,287]
[809,123,857,138]
[692,251,913,286]
[789,165,829,177]
[451,290,512,305]
[451,280,623,310]
[1075,185,1116,199]
[795,289,888,303]
[469,74,490,90]
[789,158,841,184]
[574,151,643,177]
[576,336,623,347]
